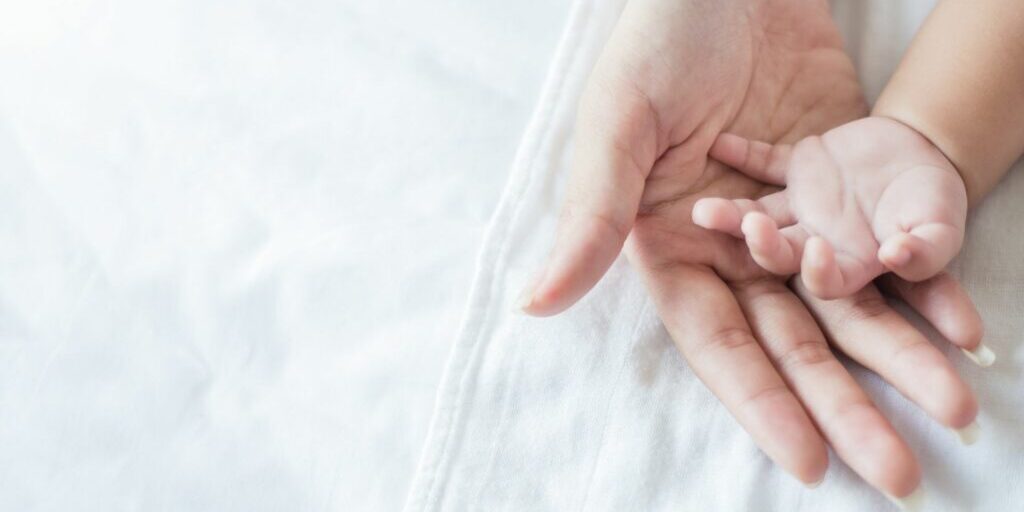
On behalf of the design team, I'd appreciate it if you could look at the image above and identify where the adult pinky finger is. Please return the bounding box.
[797,279,979,435]
[878,272,995,367]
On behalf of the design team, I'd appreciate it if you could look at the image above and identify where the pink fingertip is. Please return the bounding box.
[709,133,745,162]
[741,211,774,231]
[880,243,912,268]
[741,213,773,248]
[740,214,757,238]
[800,238,837,297]
[692,198,742,234]
[691,199,717,229]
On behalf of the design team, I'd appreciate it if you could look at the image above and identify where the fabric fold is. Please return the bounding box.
[404,1,1024,511]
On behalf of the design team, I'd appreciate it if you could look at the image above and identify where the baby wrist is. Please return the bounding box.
[869,104,977,205]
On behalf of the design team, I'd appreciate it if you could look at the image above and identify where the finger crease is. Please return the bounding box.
[737,384,791,416]
[686,325,759,363]
[773,339,834,374]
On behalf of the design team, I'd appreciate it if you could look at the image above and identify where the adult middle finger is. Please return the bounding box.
[732,277,921,499]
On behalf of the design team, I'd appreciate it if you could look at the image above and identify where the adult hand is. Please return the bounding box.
[517,0,986,502]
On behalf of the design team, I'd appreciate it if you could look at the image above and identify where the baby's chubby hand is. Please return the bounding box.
[692,116,967,298]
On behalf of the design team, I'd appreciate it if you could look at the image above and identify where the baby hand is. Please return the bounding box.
[692,116,967,298]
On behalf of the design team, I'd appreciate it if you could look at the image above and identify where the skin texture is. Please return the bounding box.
[518,0,984,499]
[874,0,1024,205]
[693,116,968,298]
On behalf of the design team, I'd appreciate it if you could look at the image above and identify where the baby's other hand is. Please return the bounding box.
[692,116,967,299]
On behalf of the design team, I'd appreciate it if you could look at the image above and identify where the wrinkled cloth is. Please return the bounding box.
[0,1,569,510]
[404,1,1024,511]
[2,0,1022,511]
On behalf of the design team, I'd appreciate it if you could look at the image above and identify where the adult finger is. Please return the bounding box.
[733,278,921,499]
[637,262,827,485]
[796,280,980,438]
[518,84,657,316]
[878,272,994,367]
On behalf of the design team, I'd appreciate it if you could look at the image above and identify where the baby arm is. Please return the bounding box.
[874,0,1024,205]
[692,0,1024,299]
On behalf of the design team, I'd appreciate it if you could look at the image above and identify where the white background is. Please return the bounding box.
[0,1,570,510]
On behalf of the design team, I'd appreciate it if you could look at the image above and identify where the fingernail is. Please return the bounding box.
[961,342,996,367]
[514,269,545,313]
[514,286,534,313]
[885,487,924,511]
[805,475,825,489]
[953,420,981,445]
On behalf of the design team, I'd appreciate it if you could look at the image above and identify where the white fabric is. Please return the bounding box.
[405,1,1024,511]
[2,1,1022,511]
[0,1,569,510]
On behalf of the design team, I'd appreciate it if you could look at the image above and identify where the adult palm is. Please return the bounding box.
[519,0,984,501]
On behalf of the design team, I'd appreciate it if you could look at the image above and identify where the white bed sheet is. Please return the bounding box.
[3,1,1023,511]
[0,1,570,510]
[404,1,1024,511]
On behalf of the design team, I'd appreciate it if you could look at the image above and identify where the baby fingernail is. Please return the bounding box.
[885,487,925,511]
[961,342,996,367]
[953,420,981,445]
